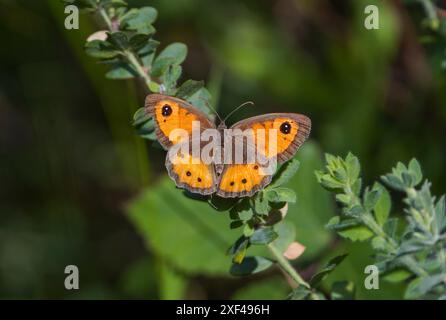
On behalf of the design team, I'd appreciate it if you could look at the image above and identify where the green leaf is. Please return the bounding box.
[121,7,158,35]
[345,153,360,183]
[85,40,121,59]
[155,43,187,67]
[325,217,359,231]
[287,286,312,300]
[331,281,355,300]
[383,218,398,238]
[408,158,422,186]
[264,187,296,203]
[162,65,182,94]
[228,236,249,264]
[364,188,380,211]
[151,57,176,78]
[405,275,445,299]
[310,254,348,287]
[372,183,391,226]
[230,198,253,221]
[371,236,387,251]
[229,256,274,276]
[208,196,239,212]
[268,159,300,189]
[107,31,129,50]
[271,222,296,253]
[382,269,412,283]
[176,80,205,99]
[132,107,151,127]
[127,177,239,275]
[338,225,373,241]
[105,62,138,79]
[382,174,406,191]
[138,39,160,67]
[129,34,150,51]
[185,87,214,117]
[253,192,270,215]
[249,227,278,245]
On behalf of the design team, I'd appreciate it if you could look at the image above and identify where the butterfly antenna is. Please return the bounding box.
[223,101,255,123]
[198,97,223,123]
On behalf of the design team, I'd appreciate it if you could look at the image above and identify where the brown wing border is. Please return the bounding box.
[145,94,216,150]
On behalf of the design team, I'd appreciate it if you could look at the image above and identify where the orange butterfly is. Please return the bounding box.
[146,94,311,198]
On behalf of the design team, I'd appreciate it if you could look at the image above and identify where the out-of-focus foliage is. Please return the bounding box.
[317,154,446,299]
[1,0,446,299]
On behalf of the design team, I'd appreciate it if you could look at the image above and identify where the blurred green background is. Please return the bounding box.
[1,0,445,299]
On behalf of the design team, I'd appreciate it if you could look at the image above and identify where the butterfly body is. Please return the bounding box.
[146,94,311,198]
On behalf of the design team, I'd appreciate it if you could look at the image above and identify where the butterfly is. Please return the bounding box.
[145,94,311,198]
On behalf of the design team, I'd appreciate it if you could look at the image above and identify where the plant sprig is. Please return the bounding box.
[73,0,348,300]
[317,153,446,299]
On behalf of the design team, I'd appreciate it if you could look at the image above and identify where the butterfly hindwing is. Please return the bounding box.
[216,113,311,197]
[145,94,215,149]
[165,137,217,195]
[216,163,272,198]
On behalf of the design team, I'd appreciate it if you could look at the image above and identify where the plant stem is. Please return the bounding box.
[98,7,152,91]
[419,0,440,29]
[267,242,310,289]
[345,183,429,277]
[125,50,152,90]
[98,6,113,30]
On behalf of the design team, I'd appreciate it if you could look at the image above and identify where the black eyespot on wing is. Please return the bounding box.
[162,104,172,117]
[230,181,234,186]
[242,178,247,184]
[197,177,202,182]
[280,121,291,134]
[186,171,191,176]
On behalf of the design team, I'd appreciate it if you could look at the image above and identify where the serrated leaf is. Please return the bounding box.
[229,256,274,276]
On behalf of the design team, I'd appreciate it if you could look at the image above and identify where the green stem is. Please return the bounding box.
[98,7,153,91]
[345,183,429,277]
[419,0,440,29]
[125,50,152,90]
[98,6,113,30]
[267,242,310,289]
